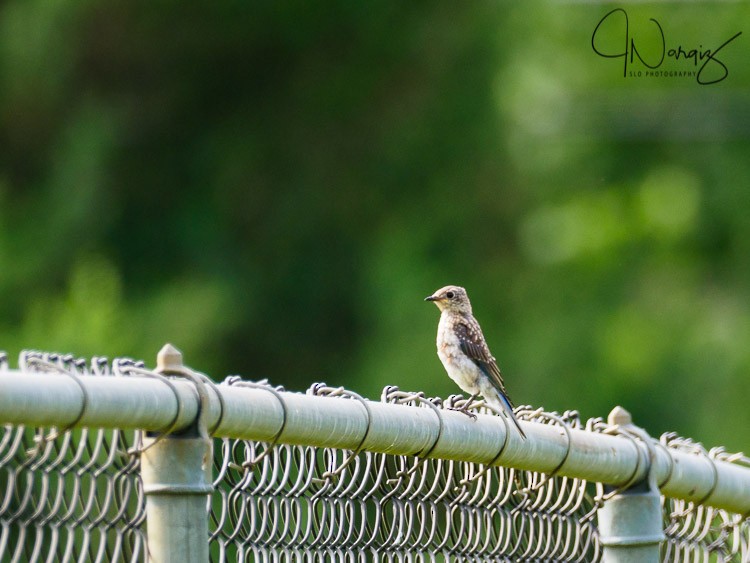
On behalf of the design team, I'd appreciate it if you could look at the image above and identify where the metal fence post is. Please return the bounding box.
[140,345,213,562]
[597,407,665,563]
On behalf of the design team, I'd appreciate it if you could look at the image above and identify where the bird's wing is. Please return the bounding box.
[454,317,514,407]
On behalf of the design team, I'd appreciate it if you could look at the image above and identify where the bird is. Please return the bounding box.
[425,285,526,439]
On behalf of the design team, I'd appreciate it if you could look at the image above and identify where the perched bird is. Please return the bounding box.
[425,285,526,439]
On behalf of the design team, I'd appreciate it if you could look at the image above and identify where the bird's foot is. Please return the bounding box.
[446,395,478,420]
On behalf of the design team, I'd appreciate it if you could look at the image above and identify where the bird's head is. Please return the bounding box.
[425,285,473,315]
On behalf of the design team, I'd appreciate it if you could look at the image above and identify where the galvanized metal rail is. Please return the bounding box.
[1,358,748,517]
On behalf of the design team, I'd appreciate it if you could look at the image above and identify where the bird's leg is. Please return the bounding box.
[448,394,478,420]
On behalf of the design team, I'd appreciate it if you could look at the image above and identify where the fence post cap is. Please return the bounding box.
[157,343,184,373]
[608,405,632,426]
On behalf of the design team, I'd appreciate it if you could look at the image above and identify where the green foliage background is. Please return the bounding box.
[1,1,749,449]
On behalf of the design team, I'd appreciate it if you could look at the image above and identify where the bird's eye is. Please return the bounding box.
[446,291,455,299]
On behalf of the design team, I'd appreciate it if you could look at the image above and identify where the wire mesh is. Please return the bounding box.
[659,435,750,562]
[209,384,601,562]
[0,352,147,562]
[0,352,749,562]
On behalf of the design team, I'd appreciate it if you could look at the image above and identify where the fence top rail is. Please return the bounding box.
[0,347,749,517]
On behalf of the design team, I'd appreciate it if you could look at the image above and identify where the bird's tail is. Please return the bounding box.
[490,392,527,440]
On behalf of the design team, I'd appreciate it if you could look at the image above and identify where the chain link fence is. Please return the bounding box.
[1,351,749,562]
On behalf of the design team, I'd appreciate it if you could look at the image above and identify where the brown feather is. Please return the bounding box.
[453,318,514,408]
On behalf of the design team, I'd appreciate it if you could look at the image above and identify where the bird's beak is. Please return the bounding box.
[425,295,438,302]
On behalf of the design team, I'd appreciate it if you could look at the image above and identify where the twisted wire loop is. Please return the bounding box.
[0,352,147,562]
[2,352,750,562]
